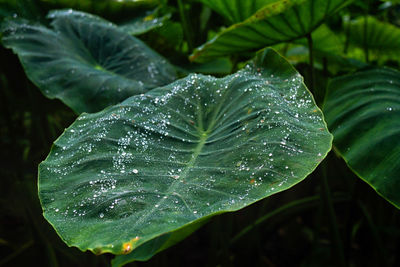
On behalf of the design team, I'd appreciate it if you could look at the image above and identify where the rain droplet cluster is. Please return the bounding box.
[39,56,331,251]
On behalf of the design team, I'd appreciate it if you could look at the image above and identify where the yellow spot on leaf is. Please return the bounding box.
[144,15,155,21]
[122,236,140,254]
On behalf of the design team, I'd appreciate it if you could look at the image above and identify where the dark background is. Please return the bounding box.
[1,0,400,266]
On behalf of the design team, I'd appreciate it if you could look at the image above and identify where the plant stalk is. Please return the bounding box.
[320,160,346,267]
[230,194,349,245]
[363,15,369,63]
[177,0,194,52]
[306,33,316,94]
[358,201,388,266]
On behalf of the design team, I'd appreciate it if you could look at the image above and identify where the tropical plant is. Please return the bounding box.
[1,0,399,266]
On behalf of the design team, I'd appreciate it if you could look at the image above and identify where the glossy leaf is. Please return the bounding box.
[1,10,176,113]
[323,68,400,209]
[190,0,353,62]
[38,48,332,256]
[197,0,279,24]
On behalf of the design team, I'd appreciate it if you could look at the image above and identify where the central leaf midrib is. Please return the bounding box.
[130,131,209,235]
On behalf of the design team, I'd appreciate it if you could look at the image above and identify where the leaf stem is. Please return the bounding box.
[177,0,194,52]
[306,33,316,94]
[320,160,346,267]
[358,201,389,266]
[363,15,369,63]
[230,194,349,245]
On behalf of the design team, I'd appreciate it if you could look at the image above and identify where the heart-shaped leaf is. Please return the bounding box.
[1,10,176,113]
[191,0,353,62]
[38,48,332,257]
[323,67,400,209]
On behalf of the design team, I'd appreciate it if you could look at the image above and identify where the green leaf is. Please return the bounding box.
[38,48,332,257]
[346,16,400,63]
[1,10,177,113]
[280,24,367,74]
[197,0,280,24]
[323,67,400,209]
[295,24,344,54]
[190,0,353,62]
[183,57,233,75]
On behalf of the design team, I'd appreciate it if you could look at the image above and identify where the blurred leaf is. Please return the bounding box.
[190,0,354,62]
[347,16,400,63]
[1,10,177,113]
[280,24,367,74]
[38,48,331,258]
[323,67,400,209]
[295,24,344,54]
[183,57,233,75]
[139,20,184,58]
[197,0,280,24]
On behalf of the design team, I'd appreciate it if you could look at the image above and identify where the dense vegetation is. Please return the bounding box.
[0,0,399,266]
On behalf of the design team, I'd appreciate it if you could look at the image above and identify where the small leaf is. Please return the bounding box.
[190,0,354,62]
[38,48,332,257]
[323,67,400,209]
[1,10,176,113]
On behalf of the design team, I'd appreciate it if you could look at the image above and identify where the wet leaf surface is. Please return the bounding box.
[1,10,176,113]
[38,48,332,255]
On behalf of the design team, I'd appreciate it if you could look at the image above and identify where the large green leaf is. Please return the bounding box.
[190,0,353,62]
[1,10,176,113]
[323,67,400,208]
[346,16,400,63]
[197,0,279,24]
[38,48,332,257]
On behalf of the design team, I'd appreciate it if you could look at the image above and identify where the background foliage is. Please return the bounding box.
[1,0,400,266]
